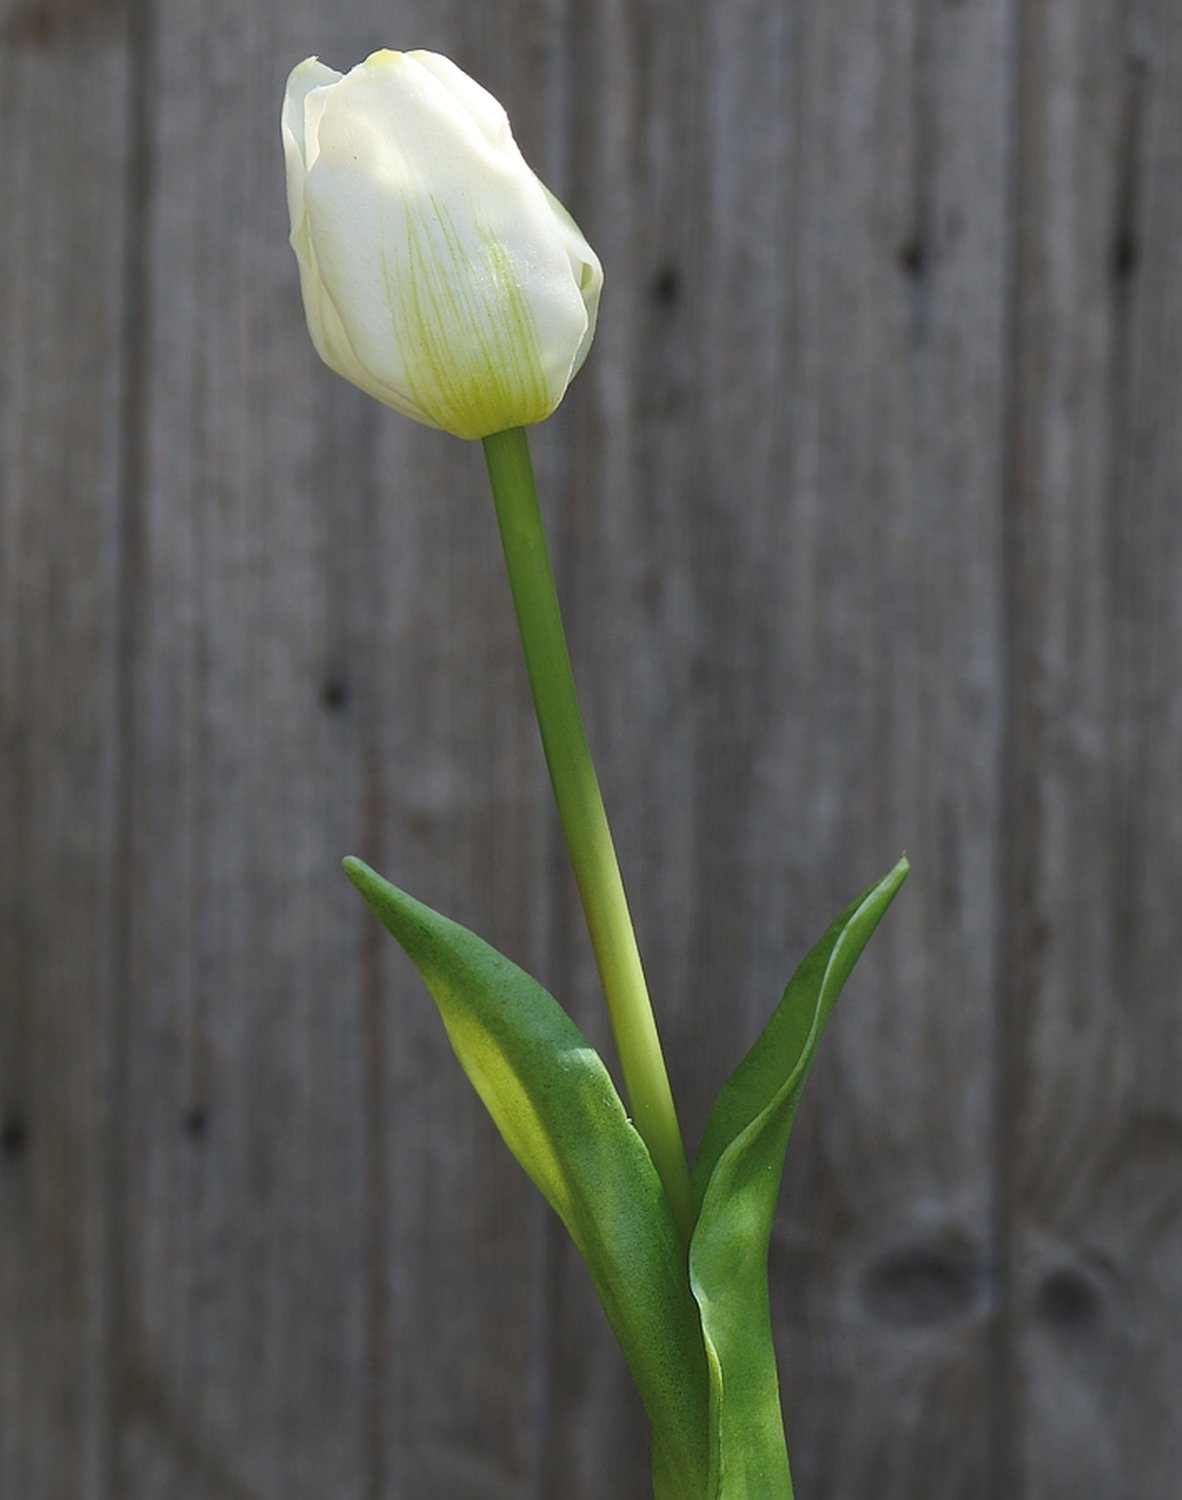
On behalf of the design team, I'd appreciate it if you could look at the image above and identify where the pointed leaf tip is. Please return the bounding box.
[687,856,908,1499]
[342,855,712,1497]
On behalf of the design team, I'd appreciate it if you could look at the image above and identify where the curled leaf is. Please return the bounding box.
[689,858,909,1499]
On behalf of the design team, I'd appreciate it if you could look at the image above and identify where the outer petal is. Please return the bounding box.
[282,58,341,265]
[540,184,603,380]
[282,58,398,411]
[405,50,513,149]
[282,58,340,171]
[301,50,593,438]
[404,50,602,361]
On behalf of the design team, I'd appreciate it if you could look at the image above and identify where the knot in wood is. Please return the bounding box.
[861,1232,982,1329]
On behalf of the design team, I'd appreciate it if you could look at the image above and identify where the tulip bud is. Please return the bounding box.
[282,50,603,440]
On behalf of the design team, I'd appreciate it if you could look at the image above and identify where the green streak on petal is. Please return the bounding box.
[384,196,551,439]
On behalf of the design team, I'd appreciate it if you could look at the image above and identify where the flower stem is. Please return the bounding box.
[482,426,695,1246]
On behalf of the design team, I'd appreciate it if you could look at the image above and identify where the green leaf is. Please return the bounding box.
[688,857,909,1500]
[344,857,712,1500]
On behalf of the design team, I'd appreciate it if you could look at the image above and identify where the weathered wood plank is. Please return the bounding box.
[4,1,1181,1496]
[1005,2,1182,1494]
[548,1,1011,1495]
[115,5,562,1497]
[697,4,1011,1497]
[0,6,134,1499]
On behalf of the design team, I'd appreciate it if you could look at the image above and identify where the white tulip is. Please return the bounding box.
[282,50,603,440]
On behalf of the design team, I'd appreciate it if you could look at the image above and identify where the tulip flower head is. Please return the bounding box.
[282,50,603,440]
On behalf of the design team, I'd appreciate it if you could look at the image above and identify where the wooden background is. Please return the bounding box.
[2,0,1179,1496]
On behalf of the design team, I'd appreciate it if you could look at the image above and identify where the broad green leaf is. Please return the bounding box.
[344,857,712,1499]
[689,857,909,1499]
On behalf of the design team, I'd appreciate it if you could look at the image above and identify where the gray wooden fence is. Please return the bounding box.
[2,1,1179,1496]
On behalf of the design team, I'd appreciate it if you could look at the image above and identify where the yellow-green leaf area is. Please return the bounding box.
[343,857,713,1498]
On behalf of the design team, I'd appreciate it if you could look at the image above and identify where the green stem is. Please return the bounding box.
[482,426,695,1246]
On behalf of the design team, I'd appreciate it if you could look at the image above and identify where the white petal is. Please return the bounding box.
[303,51,591,436]
[281,57,342,234]
[405,51,512,150]
[539,185,604,380]
[282,57,341,169]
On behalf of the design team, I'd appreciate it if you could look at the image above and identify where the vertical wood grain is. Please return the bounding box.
[114,4,569,1498]
[0,4,133,1498]
[1004,2,1182,1494]
[2,1,1181,1496]
[763,3,1013,1495]
[548,1,1014,1494]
